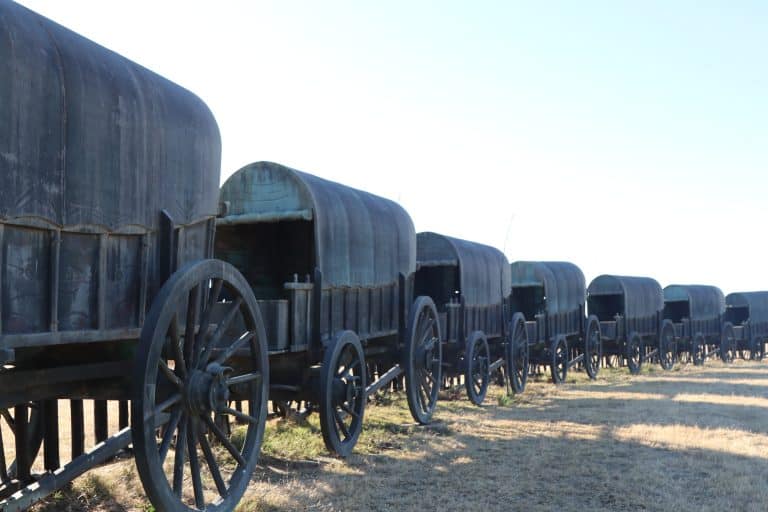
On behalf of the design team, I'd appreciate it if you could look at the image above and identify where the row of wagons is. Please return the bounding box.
[1,3,765,511]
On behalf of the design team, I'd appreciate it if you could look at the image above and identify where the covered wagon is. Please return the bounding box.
[415,233,510,405]
[0,2,268,511]
[509,261,601,387]
[216,162,443,456]
[725,292,768,361]
[586,275,664,375]
[663,285,730,366]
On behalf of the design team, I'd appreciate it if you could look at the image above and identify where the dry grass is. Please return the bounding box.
[22,359,768,511]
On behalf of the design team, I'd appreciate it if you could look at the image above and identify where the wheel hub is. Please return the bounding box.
[185,363,232,415]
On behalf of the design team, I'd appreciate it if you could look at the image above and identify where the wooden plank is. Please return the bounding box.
[0,223,4,334]
[138,234,149,325]
[43,400,60,471]
[2,428,132,512]
[0,327,140,349]
[94,400,108,443]
[49,230,60,332]
[14,404,30,482]
[97,234,107,329]
[70,400,84,458]
[118,400,129,430]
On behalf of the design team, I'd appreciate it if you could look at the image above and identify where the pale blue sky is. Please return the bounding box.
[18,0,768,292]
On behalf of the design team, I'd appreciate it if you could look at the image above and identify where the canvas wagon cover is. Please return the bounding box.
[219,161,416,288]
[510,261,585,316]
[417,232,511,308]
[726,292,768,324]
[664,285,725,321]
[0,1,221,230]
[587,275,663,320]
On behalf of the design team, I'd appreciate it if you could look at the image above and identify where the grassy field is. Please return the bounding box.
[27,359,768,512]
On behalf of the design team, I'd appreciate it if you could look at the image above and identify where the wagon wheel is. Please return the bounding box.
[0,402,44,495]
[584,315,602,380]
[464,331,490,406]
[507,312,529,393]
[318,330,366,457]
[721,322,736,363]
[132,259,268,512]
[658,320,676,371]
[750,338,765,361]
[692,334,705,366]
[626,332,642,375]
[404,296,442,425]
[549,335,568,384]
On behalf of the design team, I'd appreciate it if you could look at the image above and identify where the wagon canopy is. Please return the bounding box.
[726,292,768,324]
[664,285,725,321]
[587,275,663,320]
[510,261,585,316]
[0,1,221,230]
[416,232,510,307]
[219,162,416,288]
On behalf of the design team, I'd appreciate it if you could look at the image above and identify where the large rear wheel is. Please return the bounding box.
[404,296,442,425]
[507,313,529,393]
[132,259,268,512]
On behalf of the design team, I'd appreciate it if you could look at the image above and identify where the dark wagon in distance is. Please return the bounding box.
[1,2,269,511]
[725,292,768,361]
[509,261,601,388]
[415,232,511,405]
[586,275,670,375]
[215,161,443,456]
[663,285,734,366]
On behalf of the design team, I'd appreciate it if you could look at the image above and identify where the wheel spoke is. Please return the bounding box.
[154,393,182,417]
[194,279,224,367]
[417,316,435,344]
[333,409,350,438]
[172,415,188,497]
[159,360,184,389]
[187,418,205,509]
[0,409,14,432]
[199,297,244,365]
[159,409,183,465]
[340,403,360,419]
[223,407,259,424]
[199,429,227,498]
[226,371,262,388]
[214,331,256,366]
[202,415,246,466]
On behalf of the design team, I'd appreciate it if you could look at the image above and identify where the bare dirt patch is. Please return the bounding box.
[29,360,768,512]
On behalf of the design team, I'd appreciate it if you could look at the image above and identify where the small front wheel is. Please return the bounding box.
[584,315,602,380]
[550,336,568,384]
[658,320,676,371]
[721,322,736,363]
[319,330,366,457]
[464,331,490,406]
[626,332,642,375]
